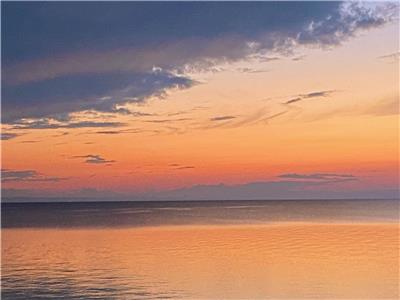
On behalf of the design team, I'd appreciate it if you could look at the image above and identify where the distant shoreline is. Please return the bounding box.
[2,198,400,204]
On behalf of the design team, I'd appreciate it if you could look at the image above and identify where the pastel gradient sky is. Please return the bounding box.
[1,2,399,200]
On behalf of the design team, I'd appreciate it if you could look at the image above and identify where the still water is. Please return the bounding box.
[2,200,399,299]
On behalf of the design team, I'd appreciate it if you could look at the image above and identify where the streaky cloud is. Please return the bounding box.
[1,168,69,182]
[0,132,20,140]
[264,110,289,121]
[94,128,154,135]
[174,166,195,170]
[167,163,195,170]
[143,118,192,124]
[71,154,115,164]
[19,140,41,144]
[291,55,307,61]
[284,90,336,104]
[210,116,237,121]
[11,119,126,130]
[279,173,357,182]
[363,97,399,116]
[236,67,269,74]
[378,51,400,60]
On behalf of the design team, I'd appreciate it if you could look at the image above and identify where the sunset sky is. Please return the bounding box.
[1,2,399,200]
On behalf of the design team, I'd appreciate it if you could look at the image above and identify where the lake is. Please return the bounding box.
[2,199,399,299]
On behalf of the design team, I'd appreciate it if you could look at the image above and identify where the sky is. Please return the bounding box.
[1,1,399,201]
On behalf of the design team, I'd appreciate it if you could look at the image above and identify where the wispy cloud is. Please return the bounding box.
[0,132,20,140]
[257,56,280,63]
[227,107,268,128]
[94,128,150,135]
[143,118,192,124]
[168,163,195,170]
[363,97,399,116]
[201,107,287,130]
[72,154,115,164]
[19,140,41,144]
[278,173,357,182]
[210,116,237,121]
[236,67,269,74]
[51,132,69,138]
[303,96,399,122]
[11,119,126,130]
[378,51,400,61]
[284,90,336,104]
[260,110,289,124]
[1,168,69,182]
[174,166,195,170]
[94,130,125,135]
[291,55,306,61]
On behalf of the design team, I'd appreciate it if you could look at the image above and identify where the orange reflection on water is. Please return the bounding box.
[2,223,399,299]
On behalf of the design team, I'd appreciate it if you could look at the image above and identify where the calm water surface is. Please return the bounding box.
[2,200,399,299]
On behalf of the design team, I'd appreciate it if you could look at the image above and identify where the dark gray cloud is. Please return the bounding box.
[11,119,125,130]
[285,90,336,104]
[3,71,193,123]
[5,2,394,68]
[0,132,20,140]
[2,2,395,124]
[72,154,115,164]
[1,168,68,182]
[278,173,357,182]
[210,116,237,121]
